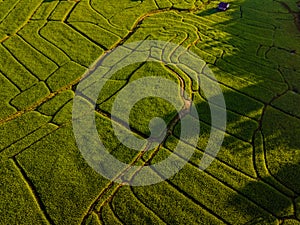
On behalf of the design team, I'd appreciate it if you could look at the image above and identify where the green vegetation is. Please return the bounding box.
[0,0,300,224]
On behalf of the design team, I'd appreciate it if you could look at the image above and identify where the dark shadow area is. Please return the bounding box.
[197,7,220,17]
[227,163,299,223]
[194,4,300,221]
[85,0,300,222]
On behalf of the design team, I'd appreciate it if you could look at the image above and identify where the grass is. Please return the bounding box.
[3,35,58,81]
[10,82,50,110]
[0,112,51,151]
[0,45,38,90]
[18,20,70,66]
[0,0,43,40]
[40,22,103,67]
[112,186,166,224]
[0,0,300,224]
[38,90,74,116]
[46,61,86,91]
[0,160,48,225]
[0,72,19,119]
[15,124,110,225]
[48,1,75,21]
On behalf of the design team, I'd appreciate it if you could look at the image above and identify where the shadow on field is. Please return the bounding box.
[194,1,300,221]
[89,0,300,216]
[197,7,220,17]
[123,0,300,221]
[227,163,299,223]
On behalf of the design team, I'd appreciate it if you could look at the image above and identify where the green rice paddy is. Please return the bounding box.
[0,0,300,224]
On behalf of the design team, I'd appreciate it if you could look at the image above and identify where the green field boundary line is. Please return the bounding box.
[45,0,60,21]
[195,71,265,116]
[45,0,61,21]
[239,5,243,18]
[38,24,88,68]
[252,86,299,196]
[99,185,124,210]
[0,73,83,126]
[0,5,208,127]
[97,209,107,225]
[94,107,150,140]
[81,182,116,225]
[80,63,193,223]
[129,185,169,224]
[196,114,253,143]
[164,181,231,224]
[87,0,131,30]
[0,120,55,155]
[255,44,264,57]
[261,130,299,196]
[94,63,146,105]
[150,162,281,222]
[270,104,300,121]
[15,33,60,68]
[1,44,42,82]
[0,123,60,159]
[162,143,295,220]
[48,99,74,125]
[0,68,23,95]
[93,89,233,223]
[43,60,87,92]
[253,131,296,198]
[108,201,126,225]
[0,0,44,43]
[67,21,123,39]
[218,56,286,84]
[65,23,109,51]
[167,133,256,179]
[79,145,150,224]
[201,64,287,105]
[100,203,124,225]
[43,66,64,91]
[11,157,55,225]
[252,103,271,179]
[131,167,231,224]
[251,85,289,180]
[197,87,260,122]
[37,22,73,63]
[165,65,256,144]
[152,0,160,10]
[95,184,124,221]
[49,0,77,22]
[0,0,21,24]
[105,184,168,224]
[166,137,253,182]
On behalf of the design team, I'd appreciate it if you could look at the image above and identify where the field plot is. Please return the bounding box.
[0,0,300,224]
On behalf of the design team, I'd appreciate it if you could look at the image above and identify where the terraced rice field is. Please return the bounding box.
[0,0,300,224]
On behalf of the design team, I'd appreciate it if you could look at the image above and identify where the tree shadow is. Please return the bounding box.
[90,0,300,221]
[193,1,300,222]
[227,163,299,223]
[197,7,220,17]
